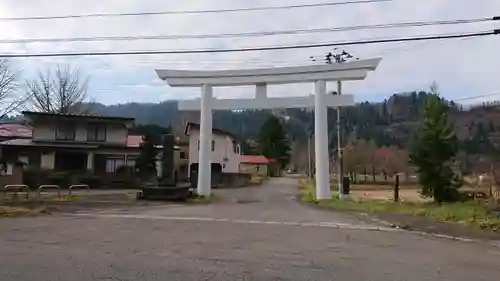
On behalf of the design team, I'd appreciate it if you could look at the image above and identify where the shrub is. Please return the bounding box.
[23,168,52,189]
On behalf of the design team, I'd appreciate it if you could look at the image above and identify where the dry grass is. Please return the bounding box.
[349,184,420,191]
[351,189,430,203]
[44,194,89,202]
[248,175,268,185]
[0,205,48,217]
[299,178,500,232]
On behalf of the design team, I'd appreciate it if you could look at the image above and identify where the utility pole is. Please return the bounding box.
[305,106,314,179]
[321,49,354,199]
[336,80,344,199]
[308,132,312,178]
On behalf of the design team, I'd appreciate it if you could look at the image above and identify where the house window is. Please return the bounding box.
[180,151,187,159]
[87,123,106,142]
[106,157,125,173]
[18,155,29,166]
[126,158,136,168]
[56,123,75,141]
[197,140,215,151]
[233,141,241,154]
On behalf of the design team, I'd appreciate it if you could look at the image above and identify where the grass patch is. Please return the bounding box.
[299,179,500,232]
[0,205,49,217]
[187,194,215,204]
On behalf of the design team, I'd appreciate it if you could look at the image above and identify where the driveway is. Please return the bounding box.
[1,178,500,280]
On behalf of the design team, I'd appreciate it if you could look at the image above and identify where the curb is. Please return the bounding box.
[295,192,500,248]
[368,215,500,248]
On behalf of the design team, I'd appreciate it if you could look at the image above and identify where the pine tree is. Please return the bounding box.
[410,91,461,203]
[240,139,256,155]
[256,115,291,169]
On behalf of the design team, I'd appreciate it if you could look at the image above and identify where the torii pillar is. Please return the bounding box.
[156,58,381,199]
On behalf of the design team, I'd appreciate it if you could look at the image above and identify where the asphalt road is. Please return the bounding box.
[1,178,500,281]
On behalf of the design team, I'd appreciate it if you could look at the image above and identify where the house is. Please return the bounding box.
[239,155,270,176]
[0,112,188,180]
[185,122,241,182]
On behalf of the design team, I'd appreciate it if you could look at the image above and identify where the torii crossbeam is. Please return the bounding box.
[156,58,381,199]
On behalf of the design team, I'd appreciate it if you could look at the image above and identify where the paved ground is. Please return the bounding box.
[1,178,500,280]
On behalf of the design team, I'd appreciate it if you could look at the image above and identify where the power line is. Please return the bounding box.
[455,92,500,102]
[0,0,392,21]
[1,30,498,58]
[1,17,495,44]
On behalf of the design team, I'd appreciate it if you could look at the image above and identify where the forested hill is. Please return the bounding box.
[87,92,500,155]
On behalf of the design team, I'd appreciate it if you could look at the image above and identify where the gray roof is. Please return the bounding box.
[185,122,238,140]
[22,111,135,122]
[0,138,98,148]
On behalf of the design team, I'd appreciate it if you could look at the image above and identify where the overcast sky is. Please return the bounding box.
[1,0,499,105]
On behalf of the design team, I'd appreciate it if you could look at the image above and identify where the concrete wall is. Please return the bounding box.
[0,164,24,187]
[188,129,241,174]
[75,125,86,142]
[32,122,55,141]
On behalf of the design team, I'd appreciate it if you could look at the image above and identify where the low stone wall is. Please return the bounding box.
[0,174,23,189]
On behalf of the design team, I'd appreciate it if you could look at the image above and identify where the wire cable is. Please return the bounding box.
[455,92,500,101]
[1,17,495,44]
[0,0,392,21]
[0,30,497,58]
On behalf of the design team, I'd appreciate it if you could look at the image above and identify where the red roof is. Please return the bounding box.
[126,135,143,148]
[0,124,32,138]
[240,155,270,164]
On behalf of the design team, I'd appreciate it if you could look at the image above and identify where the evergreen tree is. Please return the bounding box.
[240,139,256,155]
[130,124,171,145]
[475,122,487,142]
[136,132,158,179]
[410,92,461,203]
[488,120,496,133]
[256,115,291,169]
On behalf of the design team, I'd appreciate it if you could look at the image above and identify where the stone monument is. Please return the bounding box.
[138,134,190,201]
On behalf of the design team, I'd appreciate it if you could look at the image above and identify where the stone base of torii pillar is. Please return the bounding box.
[156,58,381,200]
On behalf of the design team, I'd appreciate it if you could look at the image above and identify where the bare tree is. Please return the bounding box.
[171,111,200,143]
[0,60,28,119]
[342,139,359,178]
[26,65,90,114]
[343,138,378,182]
[374,146,410,181]
[290,140,311,174]
[357,138,377,181]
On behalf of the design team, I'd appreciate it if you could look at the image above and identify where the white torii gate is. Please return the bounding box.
[156,58,381,200]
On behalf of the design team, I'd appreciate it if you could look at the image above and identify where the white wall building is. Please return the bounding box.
[185,122,241,174]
